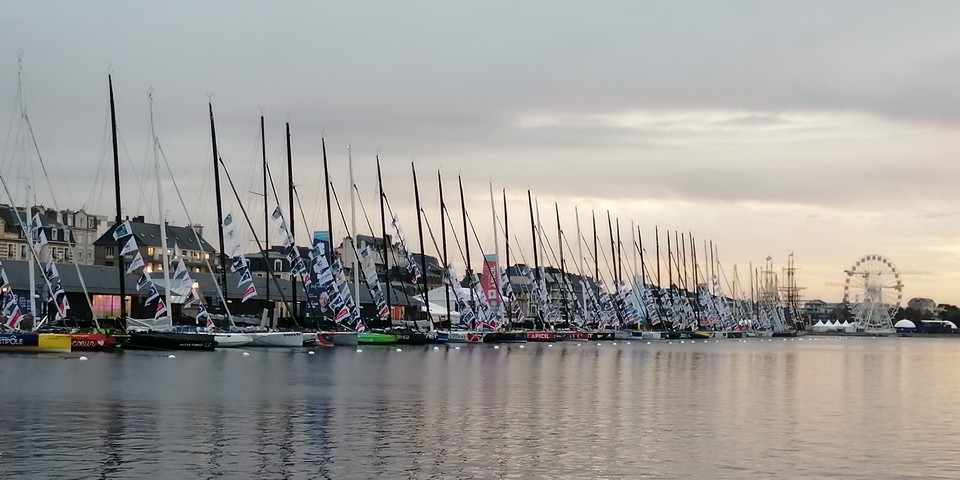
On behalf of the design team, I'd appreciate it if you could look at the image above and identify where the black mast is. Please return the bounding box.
[439,171,449,327]
[260,116,272,327]
[377,157,391,324]
[286,122,296,321]
[528,190,540,327]
[460,176,473,314]
[555,202,568,323]
[322,138,333,267]
[502,188,511,328]
[592,210,599,324]
[210,104,227,314]
[109,75,126,322]
[412,163,430,325]
[655,226,661,288]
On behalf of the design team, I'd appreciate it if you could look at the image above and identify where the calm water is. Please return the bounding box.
[1,337,958,479]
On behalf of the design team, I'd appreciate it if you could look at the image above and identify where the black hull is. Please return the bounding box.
[393,332,428,345]
[772,331,799,338]
[126,332,216,351]
[483,332,528,343]
[588,332,615,341]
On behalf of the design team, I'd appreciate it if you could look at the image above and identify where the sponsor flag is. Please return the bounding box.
[29,213,42,231]
[33,230,48,252]
[145,284,160,305]
[3,293,18,315]
[112,220,133,240]
[0,268,8,289]
[222,212,234,228]
[155,298,168,318]
[51,280,65,297]
[354,318,366,333]
[127,252,145,274]
[184,287,201,307]
[197,304,213,328]
[230,256,247,272]
[334,306,349,322]
[5,305,23,329]
[136,271,151,290]
[237,268,253,287]
[121,236,138,255]
[57,297,70,318]
[242,284,257,302]
[44,260,59,281]
[172,242,181,260]
[271,206,283,221]
[174,259,188,278]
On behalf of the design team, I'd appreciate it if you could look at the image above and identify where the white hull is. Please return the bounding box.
[248,332,304,347]
[213,333,254,348]
[641,331,665,340]
[613,330,633,340]
[446,331,469,343]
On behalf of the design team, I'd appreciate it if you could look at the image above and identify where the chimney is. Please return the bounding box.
[188,223,203,238]
[132,215,145,223]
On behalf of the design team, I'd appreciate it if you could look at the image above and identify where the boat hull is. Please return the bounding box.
[70,333,120,351]
[0,333,72,353]
[214,333,254,348]
[317,331,359,346]
[358,332,397,345]
[126,332,216,351]
[425,331,448,343]
[588,331,615,341]
[559,331,589,341]
[526,331,558,342]
[448,331,485,343]
[393,332,427,345]
[483,331,527,343]
[248,332,304,347]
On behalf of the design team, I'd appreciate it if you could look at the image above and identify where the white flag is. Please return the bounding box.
[175,259,188,278]
[121,236,138,255]
[127,252,145,273]
[112,220,133,240]
[32,230,48,252]
[172,242,181,260]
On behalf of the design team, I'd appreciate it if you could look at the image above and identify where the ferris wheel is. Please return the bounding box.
[842,254,902,332]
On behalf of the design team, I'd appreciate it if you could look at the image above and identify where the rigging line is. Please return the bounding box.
[157,143,232,320]
[218,154,295,321]
[442,204,466,266]
[352,184,378,239]
[463,208,513,312]
[21,97,99,325]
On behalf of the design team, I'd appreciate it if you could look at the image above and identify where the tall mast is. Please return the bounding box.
[109,75,126,321]
[286,122,297,320]
[439,171,449,326]
[616,217,623,287]
[655,226,661,288]
[459,175,473,317]
[209,104,227,314]
[667,231,673,291]
[575,207,582,282]
[638,225,645,286]
[377,157,391,324]
[349,146,359,318]
[555,202,568,322]
[322,138,333,265]
[260,116,272,327]
[490,182,499,317]
[607,211,616,288]
[592,211,598,284]
[528,190,540,324]
[412,163,430,325]
[149,93,171,322]
[502,188,510,327]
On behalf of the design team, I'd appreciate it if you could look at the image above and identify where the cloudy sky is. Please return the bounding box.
[2,1,959,305]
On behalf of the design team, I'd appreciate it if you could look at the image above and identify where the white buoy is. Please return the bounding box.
[433,346,440,351]
[307,351,315,355]
[668,341,673,344]
[167,354,176,359]
[646,341,651,345]
[612,342,618,346]
[519,345,525,349]
[243,352,251,357]
[493,345,500,349]
[626,342,631,345]
[356,349,363,353]
[78,356,88,361]
[454,346,461,350]
[680,340,685,344]
[715,340,719,343]
[548,344,554,348]
[396,348,403,352]
[597,343,602,346]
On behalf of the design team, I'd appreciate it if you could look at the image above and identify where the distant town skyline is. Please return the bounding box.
[1,1,959,304]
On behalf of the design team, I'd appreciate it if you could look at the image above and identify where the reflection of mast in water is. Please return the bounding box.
[98,401,125,478]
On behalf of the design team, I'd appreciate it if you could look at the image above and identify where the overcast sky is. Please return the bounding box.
[2,1,959,305]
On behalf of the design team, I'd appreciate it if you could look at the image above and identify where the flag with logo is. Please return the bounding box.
[121,236,138,255]
[237,268,253,287]
[155,298,168,318]
[112,220,133,240]
[145,284,160,305]
[242,284,257,302]
[127,252,145,274]
[136,271,151,290]
[5,305,23,329]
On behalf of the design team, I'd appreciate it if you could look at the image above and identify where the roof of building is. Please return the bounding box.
[94,219,216,252]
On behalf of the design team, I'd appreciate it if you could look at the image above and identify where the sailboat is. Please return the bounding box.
[115,85,215,351]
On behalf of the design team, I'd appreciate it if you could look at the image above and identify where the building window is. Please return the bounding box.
[20,245,26,258]
[205,253,211,260]
[105,246,115,256]
[147,247,154,255]
[274,259,283,272]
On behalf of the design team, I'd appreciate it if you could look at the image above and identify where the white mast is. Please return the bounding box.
[349,146,359,309]
[489,181,499,313]
[150,92,171,325]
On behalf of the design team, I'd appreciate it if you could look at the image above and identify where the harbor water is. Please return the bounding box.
[0,337,957,479]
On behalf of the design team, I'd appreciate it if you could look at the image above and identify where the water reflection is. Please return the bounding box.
[2,339,960,478]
